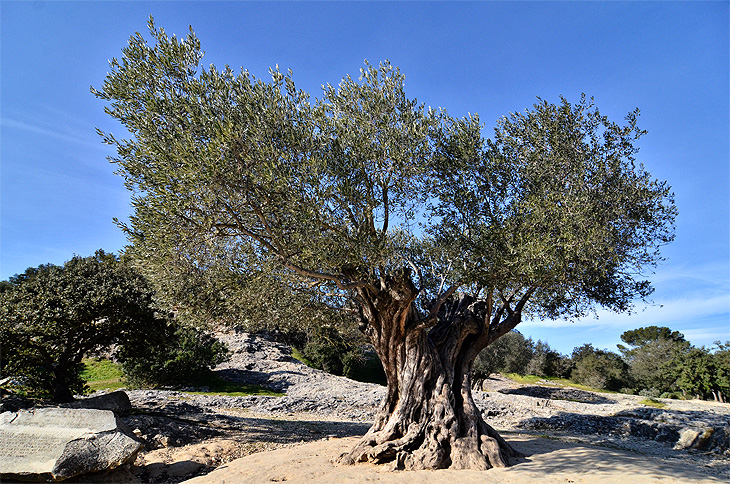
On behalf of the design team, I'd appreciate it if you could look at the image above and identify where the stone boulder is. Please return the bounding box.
[62,390,132,415]
[0,407,142,482]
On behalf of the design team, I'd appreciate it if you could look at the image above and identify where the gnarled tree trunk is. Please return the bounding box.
[340,271,524,470]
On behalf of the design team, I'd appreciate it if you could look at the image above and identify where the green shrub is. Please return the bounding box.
[117,323,229,387]
[638,388,661,398]
[302,327,350,376]
[299,327,386,385]
[0,251,160,402]
[570,344,630,391]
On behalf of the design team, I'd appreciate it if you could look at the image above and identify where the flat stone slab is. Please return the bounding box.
[0,407,142,482]
[62,390,132,414]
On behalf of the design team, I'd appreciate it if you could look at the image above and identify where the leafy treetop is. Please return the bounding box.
[93,20,676,330]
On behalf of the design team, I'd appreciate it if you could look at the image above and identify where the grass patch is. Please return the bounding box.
[184,373,284,397]
[502,373,617,394]
[639,398,667,408]
[504,373,544,384]
[81,358,126,393]
[291,347,315,367]
[80,359,283,396]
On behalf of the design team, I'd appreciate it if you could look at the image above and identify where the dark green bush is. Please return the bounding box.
[117,322,229,387]
[570,344,630,391]
[638,388,661,398]
[302,327,350,376]
[473,331,533,384]
[299,326,386,384]
[0,251,160,402]
[343,349,386,385]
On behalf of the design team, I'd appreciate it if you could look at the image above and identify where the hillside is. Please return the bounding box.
[61,330,730,483]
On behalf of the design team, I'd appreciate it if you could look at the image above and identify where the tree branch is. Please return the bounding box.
[414,283,461,328]
[220,202,371,291]
[490,286,537,341]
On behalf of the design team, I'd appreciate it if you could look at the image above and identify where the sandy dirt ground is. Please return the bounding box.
[183,433,725,484]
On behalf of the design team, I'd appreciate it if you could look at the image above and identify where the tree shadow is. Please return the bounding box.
[498,386,617,404]
[215,368,301,393]
[518,412,680,442]
[507,435,726,483]
[518,405,729,449]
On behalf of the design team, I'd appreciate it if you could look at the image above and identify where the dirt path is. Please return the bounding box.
[183,433,726,484]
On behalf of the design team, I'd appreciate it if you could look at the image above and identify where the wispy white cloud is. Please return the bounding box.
[650,260,729,291]
[522,257,729,333]
[1,117,106,151]
[680,328,730,345]
[522,294,729,330]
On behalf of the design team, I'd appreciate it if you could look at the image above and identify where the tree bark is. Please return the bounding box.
[339,271,522,470]
[51,372,74,403]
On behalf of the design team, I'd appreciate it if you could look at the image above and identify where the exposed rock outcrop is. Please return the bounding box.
[0,407,142,482]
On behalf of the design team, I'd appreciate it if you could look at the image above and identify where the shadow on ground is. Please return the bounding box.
[498,386,616,404]
[215,368,302,393]
[508,435,725,483]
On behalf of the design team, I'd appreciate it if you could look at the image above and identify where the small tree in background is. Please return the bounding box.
[472,330,533,387]
[711,342,730,403]
[676,342,730,402]
[571,344,630,391]
[618,326,690,395]
[526,340,565,378]
[0,251,229,401]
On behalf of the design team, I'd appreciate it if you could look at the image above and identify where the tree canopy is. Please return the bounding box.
[93,20,677,470]
[0,251,230,402]
[94,20,676,329]
[618,325,691,394]
[0,251,158,402]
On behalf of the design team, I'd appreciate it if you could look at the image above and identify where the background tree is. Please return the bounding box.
[472,330,533,387]
[675,346,716,400]
[675,342,730,402]
[94,21,676,470]
[618,326,690,395]
[0,251,159,402]
[118,322,229,387]
[0,251,229,402]
[570,344,630,391]
[710,341,730,403]
[525,340,566,378]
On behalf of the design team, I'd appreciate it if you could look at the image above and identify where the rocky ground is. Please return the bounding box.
[64,330,730,483]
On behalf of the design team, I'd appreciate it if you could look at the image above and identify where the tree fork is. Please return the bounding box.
[341,277,522,470]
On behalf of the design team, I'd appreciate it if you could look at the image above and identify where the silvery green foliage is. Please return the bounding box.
[93,19,676,332]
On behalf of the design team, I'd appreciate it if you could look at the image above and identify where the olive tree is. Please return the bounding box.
[93,21,676,470]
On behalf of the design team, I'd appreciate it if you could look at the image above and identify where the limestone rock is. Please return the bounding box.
[63,390,132,415]
[674,427,714,451]
[0,407,142,482]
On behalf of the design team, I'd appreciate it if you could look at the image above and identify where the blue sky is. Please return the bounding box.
[1,1,728,354]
